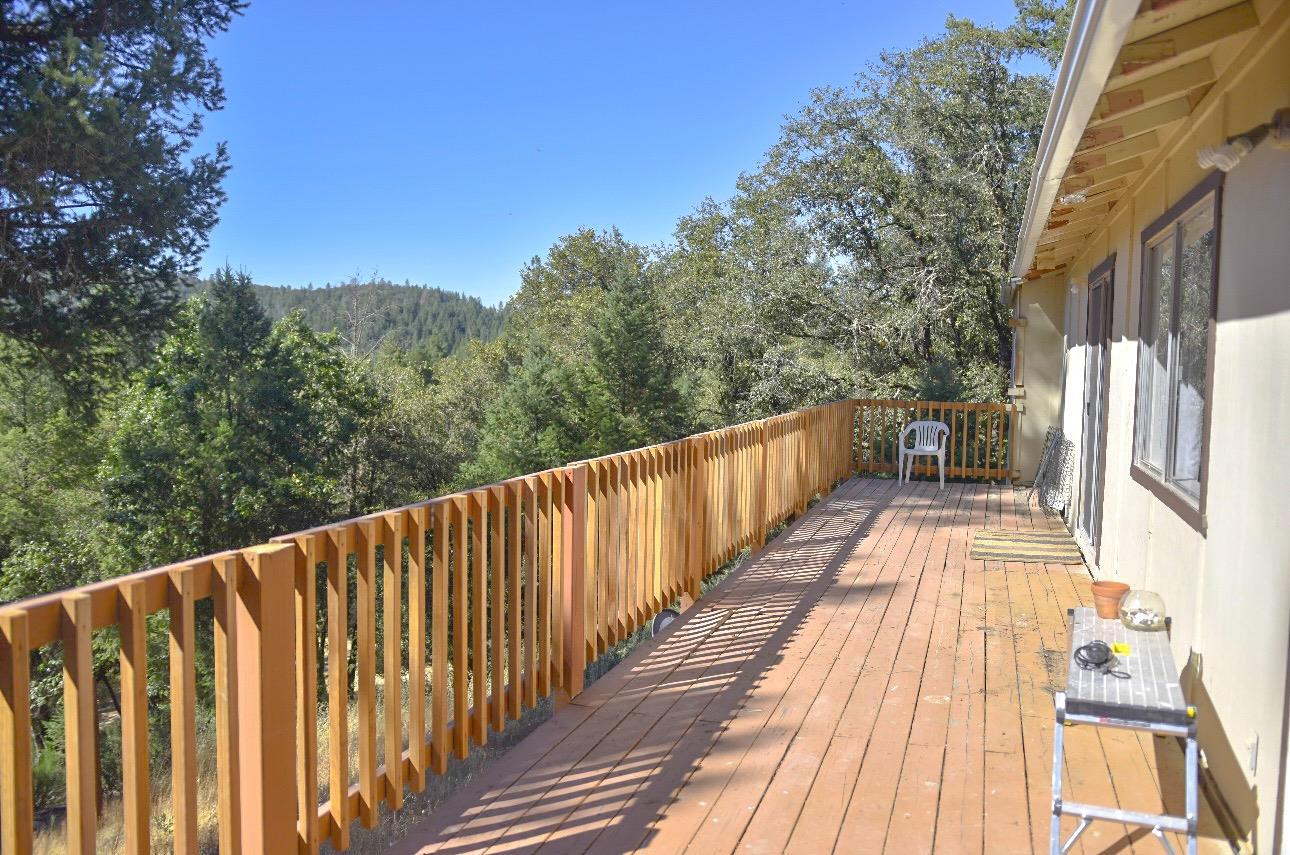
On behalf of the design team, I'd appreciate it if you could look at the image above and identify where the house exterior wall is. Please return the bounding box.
[1013,276,1067,483]
[1020,15,1290,849]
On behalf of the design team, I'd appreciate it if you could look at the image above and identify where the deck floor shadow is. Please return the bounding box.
[389,479,1230,855]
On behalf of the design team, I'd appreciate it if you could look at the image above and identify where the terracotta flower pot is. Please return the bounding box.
[1091,580,1130,619]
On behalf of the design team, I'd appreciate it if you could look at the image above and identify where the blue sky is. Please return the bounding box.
[198,0,1022,304]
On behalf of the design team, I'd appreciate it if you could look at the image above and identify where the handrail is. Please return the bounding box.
[0,397,1010,852]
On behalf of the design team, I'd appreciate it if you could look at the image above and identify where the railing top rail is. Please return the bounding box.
[854,398,1012,409]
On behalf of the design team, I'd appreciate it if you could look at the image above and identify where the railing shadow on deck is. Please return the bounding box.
[389,480,920,854]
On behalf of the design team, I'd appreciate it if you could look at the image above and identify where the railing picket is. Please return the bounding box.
[507,482,522,720]
[119,580,150,855]
[62,593,97,854]
[594,461,608,653]
[624,456,637,632]
[167,568,198,855]
[649,450,662,612]
[550,471,565,689]
[408,508,427,792]
[538,474,553,697]
[614,458,627,639]
[213,553,241,852]
[562,464,588,698]
[524,479,538,709]
[382,512,404,809]
[586,462,599,660]
[325,526,352,845]
[451,499,468,760]
[469,494,487,744]
[489,488,505,732]
[289,535,320,853]
[356,519,378,828]
[430,505,449,775]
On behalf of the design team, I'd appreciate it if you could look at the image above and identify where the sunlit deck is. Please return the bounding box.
[391,478,1227,855]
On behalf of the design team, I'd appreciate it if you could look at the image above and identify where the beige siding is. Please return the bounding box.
[1024,15,1290,849]
[1014,276,1067,482]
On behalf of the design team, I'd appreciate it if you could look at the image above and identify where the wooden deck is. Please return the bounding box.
[391,479,1227,854]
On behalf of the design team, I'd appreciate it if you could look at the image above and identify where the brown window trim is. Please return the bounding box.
[1130,170,1223,535]
[1129,463,1207,533]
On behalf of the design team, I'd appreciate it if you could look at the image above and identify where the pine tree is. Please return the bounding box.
[583,268,686,452]
[463,343,583,485]
[1,1,244,382]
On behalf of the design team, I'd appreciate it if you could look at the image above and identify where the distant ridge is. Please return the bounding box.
[217,280,507,359]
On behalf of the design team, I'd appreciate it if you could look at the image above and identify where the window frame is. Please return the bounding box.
[1131,171,1223,532]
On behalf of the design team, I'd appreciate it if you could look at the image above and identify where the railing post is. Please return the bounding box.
[235,543,298,853]
[0,608,32,855]
[560,464,588,700]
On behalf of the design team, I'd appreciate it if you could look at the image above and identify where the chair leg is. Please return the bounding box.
[898,450,905,484]
[938,452,945,489]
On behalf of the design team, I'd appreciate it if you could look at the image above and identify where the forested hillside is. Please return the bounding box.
[244,280,507,359]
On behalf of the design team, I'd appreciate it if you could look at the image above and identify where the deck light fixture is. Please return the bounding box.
[1197,107,1290,172]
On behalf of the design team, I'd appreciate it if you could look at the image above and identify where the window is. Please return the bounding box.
[1134,174,1221,510]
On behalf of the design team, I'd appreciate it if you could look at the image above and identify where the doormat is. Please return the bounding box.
[969,529,1083,564]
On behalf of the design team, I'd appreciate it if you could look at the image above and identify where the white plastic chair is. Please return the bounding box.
[899,420,950,488]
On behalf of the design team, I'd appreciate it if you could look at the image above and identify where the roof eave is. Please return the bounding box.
[1011,0,1141,282]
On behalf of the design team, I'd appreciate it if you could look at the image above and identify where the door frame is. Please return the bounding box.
[1078,254,1115,557]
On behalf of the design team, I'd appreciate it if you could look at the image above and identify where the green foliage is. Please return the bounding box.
[0,0,243,384]
[99,267,372,569]
[242,278,507,360]
[1009,0,1076,66]
[582,269,687,450]
[463,343,584,485]
[0,351,101,566]
[463,229,688,484]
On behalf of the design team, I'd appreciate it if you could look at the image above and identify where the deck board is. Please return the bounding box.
[391,480,1228,855]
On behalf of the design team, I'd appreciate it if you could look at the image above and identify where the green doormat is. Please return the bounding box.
[969,529,1084,564]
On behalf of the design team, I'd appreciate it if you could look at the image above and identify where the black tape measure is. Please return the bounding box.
[1074,640,1130,679]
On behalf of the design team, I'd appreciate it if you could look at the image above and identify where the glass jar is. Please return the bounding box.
[1120,589,1167,631]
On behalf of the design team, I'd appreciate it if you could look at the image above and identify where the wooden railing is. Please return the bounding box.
[0,398,1004,853]
[854,399,1016,480]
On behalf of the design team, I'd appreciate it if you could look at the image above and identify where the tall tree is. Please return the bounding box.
[737,16,1052,400]
[463,342,584,485]
[99,267,369,569]
[0,0,244,383]
[583,267,686,451]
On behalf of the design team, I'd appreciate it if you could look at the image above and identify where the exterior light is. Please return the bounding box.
[1197,107,1289,172]
[1197,136,1255,172]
